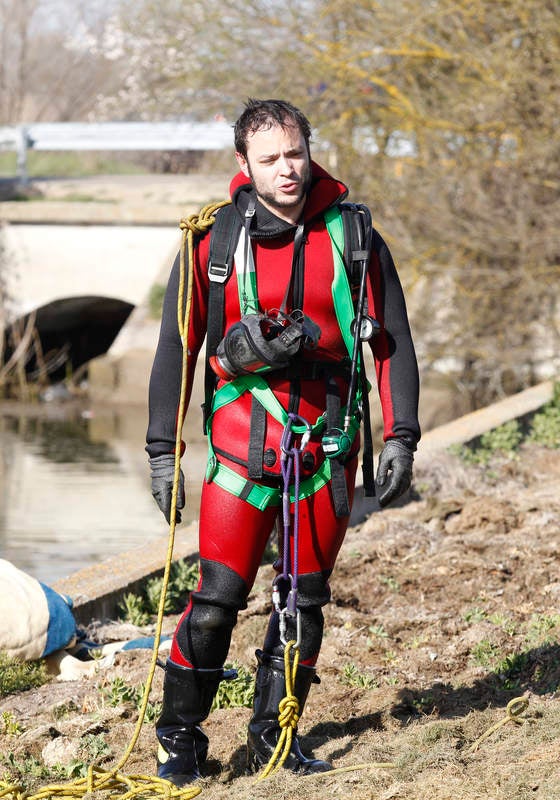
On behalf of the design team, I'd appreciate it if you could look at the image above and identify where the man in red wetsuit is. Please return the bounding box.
[146,98,420,786]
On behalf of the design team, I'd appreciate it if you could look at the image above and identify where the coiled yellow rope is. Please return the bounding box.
[466,696,529,754]
[0,201,230,800]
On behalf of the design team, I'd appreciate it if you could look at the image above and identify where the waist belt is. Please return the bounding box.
[210,457,333,511]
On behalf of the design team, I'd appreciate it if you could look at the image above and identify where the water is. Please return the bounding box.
[0,403,207,585]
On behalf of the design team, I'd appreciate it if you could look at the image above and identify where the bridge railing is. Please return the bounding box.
[0,121,234,183]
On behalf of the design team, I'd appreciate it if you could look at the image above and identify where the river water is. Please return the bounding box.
[0,401,208,585]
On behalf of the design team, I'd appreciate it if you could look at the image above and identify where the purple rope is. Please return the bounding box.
[279,412,307,616]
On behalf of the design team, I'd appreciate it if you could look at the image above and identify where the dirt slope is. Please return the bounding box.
[1,443,559,800]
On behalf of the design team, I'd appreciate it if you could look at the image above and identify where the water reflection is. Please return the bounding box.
[0,403,206,585]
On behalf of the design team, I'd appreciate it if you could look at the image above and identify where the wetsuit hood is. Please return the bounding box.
[229,161,348,240]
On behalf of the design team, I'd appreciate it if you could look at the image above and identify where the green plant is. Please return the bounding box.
[51,700,80,720]
[118,592,151,626]
[470,639,500,667]
[526,613,560,645]
[341,662,377,689]
[480,420,523,454]
[0,752,66,785]
[488,613,518,636]
[143,559,199,616]
[451,419,523,465]
[368,624,389,639]
[143,575,177,616]
[528,383,560,448]
[463,607,488,624]
[0,653,49,697]
[66,734,111,778]
[1,711,22,736]
[103,677,161,723]
[495,651,529,690]
[118,559,200,623]
[211,664,254,710]
[379,575,401,592]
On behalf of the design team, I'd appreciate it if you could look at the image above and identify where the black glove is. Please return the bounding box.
[375,439,415,508]
[149,454,185,523]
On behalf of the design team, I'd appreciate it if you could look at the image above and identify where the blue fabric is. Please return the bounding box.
[40,583,77,657]
[120,636,171,650]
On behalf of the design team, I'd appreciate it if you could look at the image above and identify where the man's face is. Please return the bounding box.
[235,122,311,224]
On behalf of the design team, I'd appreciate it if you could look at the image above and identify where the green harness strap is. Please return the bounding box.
[205,205,364,506]
[210,457,333,511]
[324,205,357,360]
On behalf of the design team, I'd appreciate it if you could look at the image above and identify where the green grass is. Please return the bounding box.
[103,676,161,723]
[118,557,200,625]
[0,151,149,179]
[451,380,560,464]
[341,662,378,689]
[212,663,254,710]
[0,653,49,697]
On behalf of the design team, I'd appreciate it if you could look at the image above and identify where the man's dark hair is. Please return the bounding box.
[234,98,312,157]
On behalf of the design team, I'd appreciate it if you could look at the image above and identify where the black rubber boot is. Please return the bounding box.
[156,660,223,786]
[247,650,332,775]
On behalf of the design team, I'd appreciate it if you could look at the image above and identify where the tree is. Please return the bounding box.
[0,0,123,123]
[70,1,560,408]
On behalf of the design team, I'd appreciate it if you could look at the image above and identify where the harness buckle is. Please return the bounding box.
[208,260,230,283]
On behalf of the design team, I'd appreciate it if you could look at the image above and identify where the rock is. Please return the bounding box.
[41,735,80,767]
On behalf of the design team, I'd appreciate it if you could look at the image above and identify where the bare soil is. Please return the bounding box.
[1,443,560,800]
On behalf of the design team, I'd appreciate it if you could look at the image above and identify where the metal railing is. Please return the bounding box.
[0,121,234,183]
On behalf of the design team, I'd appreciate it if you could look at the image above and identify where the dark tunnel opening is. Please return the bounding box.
[3,296,134,384]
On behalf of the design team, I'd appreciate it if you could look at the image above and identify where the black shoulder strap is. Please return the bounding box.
[340,202,376,497]
[203,203,242,432]
[340,202,371,301]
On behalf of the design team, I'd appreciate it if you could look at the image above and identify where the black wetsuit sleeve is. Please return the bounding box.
[370,229,421,445]
[145,253,185,458]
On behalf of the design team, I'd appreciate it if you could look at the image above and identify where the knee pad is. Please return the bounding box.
[193,558,250,610]
[175,558,249,668]
[297,570,332,608]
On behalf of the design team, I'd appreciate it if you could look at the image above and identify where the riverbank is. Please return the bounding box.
[1,424,559,800]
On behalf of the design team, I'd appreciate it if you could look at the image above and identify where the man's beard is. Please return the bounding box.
[247,162,312,214]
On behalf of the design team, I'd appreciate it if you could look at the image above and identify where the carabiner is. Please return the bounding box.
[279,607,302,648]
[281,412,311,455]
[272,573,291,613]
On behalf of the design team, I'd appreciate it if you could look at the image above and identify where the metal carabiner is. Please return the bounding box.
[272,573,292,614]
[281,412,311,456]
[279,607,302,648]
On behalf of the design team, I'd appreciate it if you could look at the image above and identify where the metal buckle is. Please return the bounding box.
[208,260,229,283]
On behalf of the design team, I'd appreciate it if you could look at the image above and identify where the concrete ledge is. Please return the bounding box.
[53,521,199,625]
[1,201,195,226]
[415,380,554,463]
[350,379,555,524]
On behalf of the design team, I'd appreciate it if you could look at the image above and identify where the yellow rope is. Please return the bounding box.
[0,201,230,800]
[255,640,301,781]
[298,697,530,777]
[466,696,529,754]
[254,640,397,783]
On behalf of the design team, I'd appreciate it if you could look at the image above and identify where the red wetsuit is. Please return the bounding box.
[146,162,420,668]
